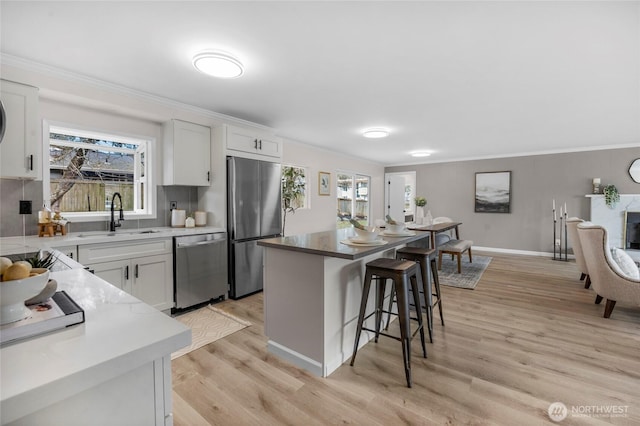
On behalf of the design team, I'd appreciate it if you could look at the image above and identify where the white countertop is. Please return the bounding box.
[0,268,191,423]
[0,226,226,256]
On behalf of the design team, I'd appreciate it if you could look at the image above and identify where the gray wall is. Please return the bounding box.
[386,147,640,253]
[0,180,199,237]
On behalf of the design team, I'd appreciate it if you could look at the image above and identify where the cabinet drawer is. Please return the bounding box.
[79,238,172,264]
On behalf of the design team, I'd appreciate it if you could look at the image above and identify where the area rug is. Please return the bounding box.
[171,305,251,359]
[437,255,492,290]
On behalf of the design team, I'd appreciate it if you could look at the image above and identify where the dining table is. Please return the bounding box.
[407,222,462,250]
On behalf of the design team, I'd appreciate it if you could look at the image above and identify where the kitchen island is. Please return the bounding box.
[0,268,191,425]
[257,228,429,377]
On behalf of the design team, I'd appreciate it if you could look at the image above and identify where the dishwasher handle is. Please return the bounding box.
[176,238,226,248]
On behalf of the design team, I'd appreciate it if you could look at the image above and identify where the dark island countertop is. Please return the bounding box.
[257,228,430,260]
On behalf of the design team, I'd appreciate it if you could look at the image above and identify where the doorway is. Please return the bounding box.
[384,171,416,223]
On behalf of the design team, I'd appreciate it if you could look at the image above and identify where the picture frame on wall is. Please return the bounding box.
[475,171,511,213]
[319,171,331,196]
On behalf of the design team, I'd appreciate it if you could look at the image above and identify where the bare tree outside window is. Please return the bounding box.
[48,128,148,214]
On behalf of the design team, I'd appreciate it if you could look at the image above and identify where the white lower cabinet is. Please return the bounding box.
[79,239,173,311]
[52,245,78,262]
[89,259,130,291]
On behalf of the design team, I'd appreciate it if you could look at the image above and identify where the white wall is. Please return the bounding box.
[1,63,386,236]
[1,63,241,229]
[281,139,385,236]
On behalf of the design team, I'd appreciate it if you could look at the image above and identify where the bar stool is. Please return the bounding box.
[350,258,427,388]
[389,247,444,343]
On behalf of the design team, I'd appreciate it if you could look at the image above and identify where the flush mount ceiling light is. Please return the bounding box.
[362,128,389,139]
[192,50,244,79]
[410,151,431,158]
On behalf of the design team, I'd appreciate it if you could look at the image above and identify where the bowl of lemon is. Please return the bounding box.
[0,258,50,325]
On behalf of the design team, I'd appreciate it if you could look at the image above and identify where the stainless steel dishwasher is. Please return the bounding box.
[173,232,228,312]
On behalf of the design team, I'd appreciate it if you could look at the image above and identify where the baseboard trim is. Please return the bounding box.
[473,246,575,260]
[267,340,324,377]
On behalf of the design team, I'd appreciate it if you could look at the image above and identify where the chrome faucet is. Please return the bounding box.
[109,192,124,232]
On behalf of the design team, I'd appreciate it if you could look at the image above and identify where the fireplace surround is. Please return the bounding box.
[624,211,640,250]
[586,194,640,262]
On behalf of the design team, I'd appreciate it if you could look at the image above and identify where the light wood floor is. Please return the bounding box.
[172,253,640,425]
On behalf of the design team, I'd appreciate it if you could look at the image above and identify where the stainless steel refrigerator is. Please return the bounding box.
[227,156,282,299]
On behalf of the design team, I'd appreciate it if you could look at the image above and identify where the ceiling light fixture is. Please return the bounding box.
[410,151,431,158]
[192,50,244,79]
[362,128,389,139]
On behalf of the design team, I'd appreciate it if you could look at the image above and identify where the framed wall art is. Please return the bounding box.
[319,171,331,196]
[475,171,511,213]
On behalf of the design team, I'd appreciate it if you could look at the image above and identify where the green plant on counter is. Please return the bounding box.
[603,184,620,209]
[414,196,427,207]
[25,251,57,269]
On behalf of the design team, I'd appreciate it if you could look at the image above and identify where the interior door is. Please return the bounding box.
[385,174,405,223]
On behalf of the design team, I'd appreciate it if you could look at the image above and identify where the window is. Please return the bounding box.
[45,125,154,221]
[337,172,370,229]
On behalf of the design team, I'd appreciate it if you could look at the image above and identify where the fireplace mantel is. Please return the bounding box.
[586,194,640,249]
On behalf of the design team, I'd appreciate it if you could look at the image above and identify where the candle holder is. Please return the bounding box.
[553,211,568,261]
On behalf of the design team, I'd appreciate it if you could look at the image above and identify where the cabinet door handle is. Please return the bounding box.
[259,139,262,150]
[125,265,129,280]
[254,138,258,149]
[207,171,210,182]
[28,155,34,171]
[135,264,139,278]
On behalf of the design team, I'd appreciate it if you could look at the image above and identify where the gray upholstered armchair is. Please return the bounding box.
[577,223,640,318]
[566,217,590,288]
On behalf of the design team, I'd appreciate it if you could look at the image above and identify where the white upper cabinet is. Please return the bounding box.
[163,119,211,186]
[226,124,282,160]
[0,80,40,179]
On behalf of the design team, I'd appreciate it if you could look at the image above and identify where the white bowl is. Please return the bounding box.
[0,270,50,325]
[353,226,379,242]
[386,223,406,234]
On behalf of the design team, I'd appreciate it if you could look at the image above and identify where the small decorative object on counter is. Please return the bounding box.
[385,215,398,225]
[592,177,601,194]
[349,218,366,230]
[38,203,51,224]
[185,216,195,228]
[38,209,68,237]
[171,209,186,228]
[195,211,206,226]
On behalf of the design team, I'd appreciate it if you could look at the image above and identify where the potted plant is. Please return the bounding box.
[603,184,620,209]
[414,196,427,224]
[281,166,306,235]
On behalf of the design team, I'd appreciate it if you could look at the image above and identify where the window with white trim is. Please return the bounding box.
[45,125,154,220]
[337,172,370,228]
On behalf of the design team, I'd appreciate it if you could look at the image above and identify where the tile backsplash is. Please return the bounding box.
[0,179,199,237]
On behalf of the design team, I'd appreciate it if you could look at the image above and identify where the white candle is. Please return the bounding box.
[564,203,567,216]
[553,199,556,210]
[560,206,563,217]
[554,210,557,221]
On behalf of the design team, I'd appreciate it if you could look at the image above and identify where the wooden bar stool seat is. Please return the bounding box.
[350,257,427,388]
[393,247,444,343]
